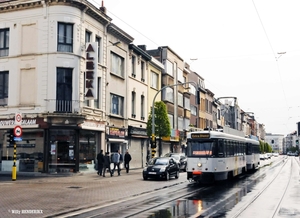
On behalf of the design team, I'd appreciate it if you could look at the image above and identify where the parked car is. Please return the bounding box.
[163,153,187,172]
[143,157,180,180]
[260,154,266,160]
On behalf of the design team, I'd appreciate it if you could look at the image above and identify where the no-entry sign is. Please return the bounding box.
[13,125,22,137]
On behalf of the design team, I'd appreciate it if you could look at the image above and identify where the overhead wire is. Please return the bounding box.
[252,0,292,134]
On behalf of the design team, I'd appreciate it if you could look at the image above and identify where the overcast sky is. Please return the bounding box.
[93,0,300,136]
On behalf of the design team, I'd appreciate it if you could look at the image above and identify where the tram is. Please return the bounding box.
[186,130,248,184]
[245,137,260,171]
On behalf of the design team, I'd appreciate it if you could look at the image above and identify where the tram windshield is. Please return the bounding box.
[187,141,216,157]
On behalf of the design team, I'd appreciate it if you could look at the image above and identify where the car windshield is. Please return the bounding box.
[151,158,168,165]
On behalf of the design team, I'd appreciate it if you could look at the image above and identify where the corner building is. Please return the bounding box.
[0,0,132,173]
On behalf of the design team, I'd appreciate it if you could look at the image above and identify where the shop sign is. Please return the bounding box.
[85,42,98,100]
[106,127,126,138]
[0,119,37,127]
[128,126,147,136]
[80,121,105,131]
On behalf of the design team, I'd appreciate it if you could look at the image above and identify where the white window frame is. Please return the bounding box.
[0,28,9,57]
[111,52,124,77]
[111,93,124,116]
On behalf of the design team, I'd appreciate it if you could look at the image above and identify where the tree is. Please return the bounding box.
[146,101,171,156]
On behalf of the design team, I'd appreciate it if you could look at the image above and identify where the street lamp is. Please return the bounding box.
[276,52,286,61]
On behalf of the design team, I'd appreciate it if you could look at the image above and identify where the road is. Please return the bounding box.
[0,155,299,218]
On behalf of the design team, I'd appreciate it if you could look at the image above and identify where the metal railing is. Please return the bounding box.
[45,99,80,113]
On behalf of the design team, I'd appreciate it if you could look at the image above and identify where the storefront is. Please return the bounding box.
[105,126,128,168]
[127,126,149,168]
[0,116,105,174]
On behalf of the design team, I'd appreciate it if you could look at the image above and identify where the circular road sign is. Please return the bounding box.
[14,125,22,137]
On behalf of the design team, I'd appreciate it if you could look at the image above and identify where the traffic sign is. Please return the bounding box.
[13,125,22,137]
[15,113,22,126]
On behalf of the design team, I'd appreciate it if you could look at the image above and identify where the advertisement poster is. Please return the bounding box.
[51,144,56,155]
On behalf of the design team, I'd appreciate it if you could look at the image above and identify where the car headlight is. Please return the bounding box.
[143,167,148,171]
[197,162,202,167]
[159,167,166,172]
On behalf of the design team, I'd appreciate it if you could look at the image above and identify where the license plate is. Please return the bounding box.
[148,172,156,174]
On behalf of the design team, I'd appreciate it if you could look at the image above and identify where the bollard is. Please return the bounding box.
[12,143,17,181]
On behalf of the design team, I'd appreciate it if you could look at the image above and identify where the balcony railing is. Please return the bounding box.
[45,99,80,113]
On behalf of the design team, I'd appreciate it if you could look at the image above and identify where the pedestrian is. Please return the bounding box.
[103,152,113,177]
[124,150,132,173]
[96,149,104,176]
[111,150,121,176]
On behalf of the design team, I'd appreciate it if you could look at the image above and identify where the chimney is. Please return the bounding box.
[100,0,106,14]
[138,45,146,51]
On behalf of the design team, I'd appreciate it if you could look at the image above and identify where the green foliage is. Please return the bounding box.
[259,140,272,153]
[147,101,171,138]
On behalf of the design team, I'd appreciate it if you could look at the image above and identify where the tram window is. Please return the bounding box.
[218,141,224,157]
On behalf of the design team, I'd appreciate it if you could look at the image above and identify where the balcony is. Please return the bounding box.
[45,99,80,113]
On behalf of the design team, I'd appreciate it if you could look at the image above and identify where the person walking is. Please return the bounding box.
[124,150,132,173]
[111,150,122,176]
[103,152,113,177]
[96,149,104,176]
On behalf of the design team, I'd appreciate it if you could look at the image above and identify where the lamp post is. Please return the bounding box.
[276,52,286,61]
[151,81,200,145]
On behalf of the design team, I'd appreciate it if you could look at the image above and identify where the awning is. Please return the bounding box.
[107,138,128,143]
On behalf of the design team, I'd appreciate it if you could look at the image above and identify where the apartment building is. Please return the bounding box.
[0,0,137,173]
[146,46,190,156]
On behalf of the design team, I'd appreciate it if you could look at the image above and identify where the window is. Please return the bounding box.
[85,30,91,43]
[178,117,183,130]
[131,56,136,77]
[0,71,8,105]
[141,95,145,120]
[94,78,101,109]
[184,97,190,110]
[168,114,174,129]
[56,68,72,112]
[131,91,136,118]
[166,60,173,76]
[163,87,174,103]
[151,71,158,89]
[141,61,145,82]
[95,36,101,63]
[111,52,124,77]
[178,68,184,83]
[178,92,183,107]
[111,94,124,116]
[57,23,73,52]
[184,118,190,130]
[0,28,9,57]
[191,105,197,116]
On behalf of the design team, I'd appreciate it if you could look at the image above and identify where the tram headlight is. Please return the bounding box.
[197,162,202,167]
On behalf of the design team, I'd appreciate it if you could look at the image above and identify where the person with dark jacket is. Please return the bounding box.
[124,150,132,173]
[96,150,104,176]
[103,152,113,177]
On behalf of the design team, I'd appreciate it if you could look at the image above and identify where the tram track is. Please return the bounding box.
[227,156,297,218]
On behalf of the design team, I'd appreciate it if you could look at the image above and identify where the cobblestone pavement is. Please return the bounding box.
[0,168,188,218]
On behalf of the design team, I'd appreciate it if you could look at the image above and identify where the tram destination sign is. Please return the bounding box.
[191,133,210,139]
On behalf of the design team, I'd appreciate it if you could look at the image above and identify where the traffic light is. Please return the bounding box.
[6,129,15,145]
[150,139,157,149]
[151,148,156,158]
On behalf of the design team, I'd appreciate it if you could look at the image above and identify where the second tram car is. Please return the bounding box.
[186,130,249,184]
[245,138,260,171]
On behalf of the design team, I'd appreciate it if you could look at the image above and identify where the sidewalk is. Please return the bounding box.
[0,167,149,217]
[0,167,143,181]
